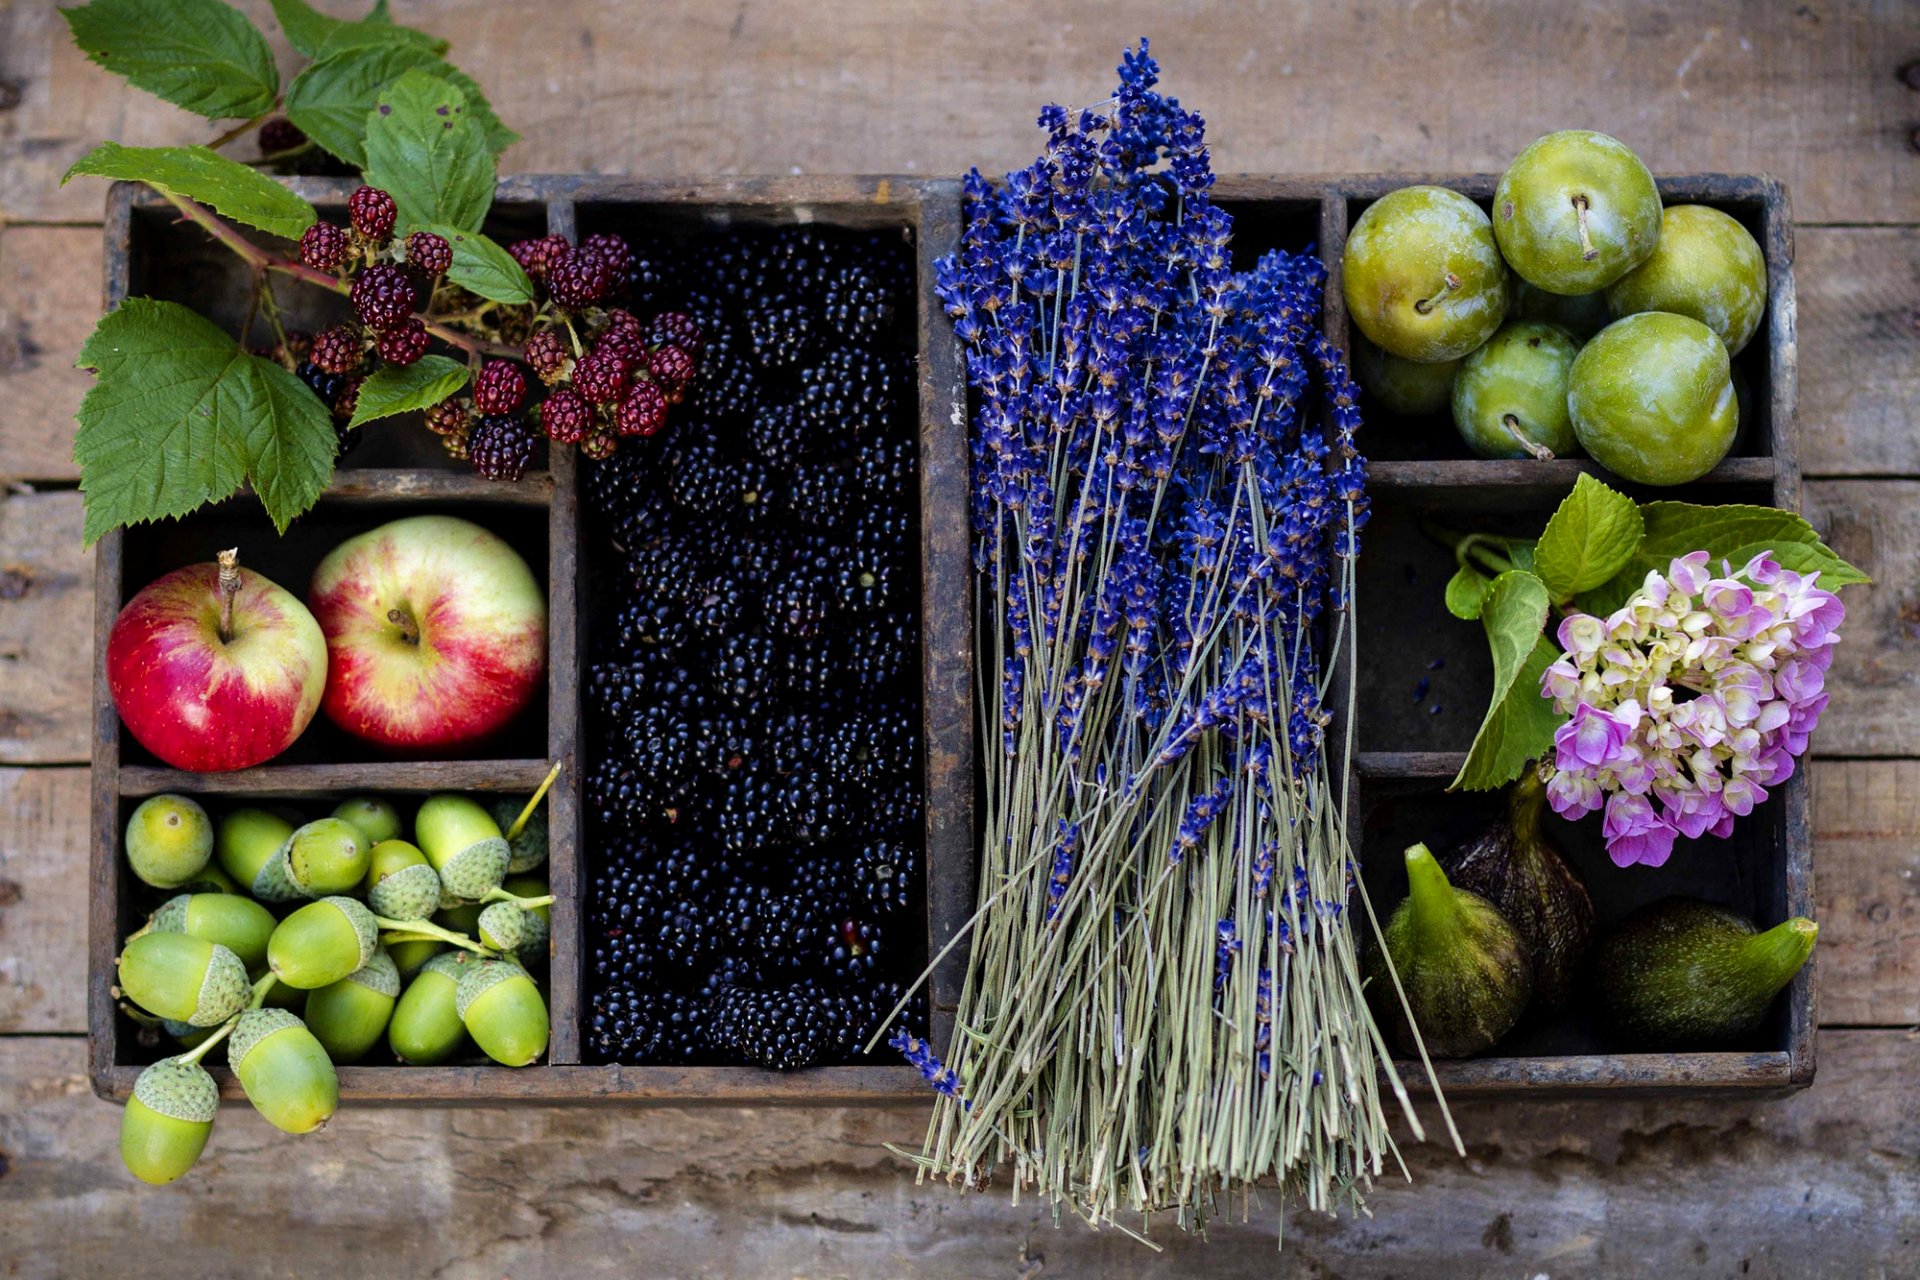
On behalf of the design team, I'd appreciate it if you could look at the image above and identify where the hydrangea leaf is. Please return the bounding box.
[1444,563,1492,620]
[348,355,470,428]
[74,299,335,546]
[1577,501,1871,615]
[63,143,317,241]
[1533,472,1645,604]
[1450,570,1564,792]
[362,70,494,234]
[427,225,535,304]
[62,0,278,121]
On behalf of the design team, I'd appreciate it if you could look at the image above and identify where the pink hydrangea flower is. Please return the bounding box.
[1540,551,1844,868]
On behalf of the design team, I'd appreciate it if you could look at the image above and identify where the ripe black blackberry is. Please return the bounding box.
[469,413,537,481]
[295,360,348,410]
[820,917,886,986]
[587,752,687,833]
[688,572,753,638]
[707,982,837,1070]
[586,660,657,727]
[691,707,756,777]
[798,346,898,438]
[823,711,913,789]
[854,436,917,506]
[781,767,851,844]
[670,438,776,525]
[620,234,680,308]
[588,928,657,987]
[765,567,829,640]
[605,598,689,663]
[784,459,853,529]
[693,344,759,421]
[745,294,816,369]
[716,765,786,853]
[848,840,916,915]
[623,539,703,605]
[821,261,894,344]
[834,547,897,615]
[859,773,923,839]
[848,610,917,689]
[828,978,925,1057]
[350,263,417,331]
[746,398,811,467]
[588,985,704,1064]
[708,632,777,709]
[624,705,695,789]
[780,643,837,701]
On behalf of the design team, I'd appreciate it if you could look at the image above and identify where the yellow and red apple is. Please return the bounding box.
[309,515,546,755]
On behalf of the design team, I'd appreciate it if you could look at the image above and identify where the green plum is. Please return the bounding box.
[1352,334,1459,417]
[1568,313,1737,486]
[1511,280,1611,339]
[1342,185,1508,362]
[1605,204,1767,354]
[1493,130,1661,294]
[1451,320,1582,460]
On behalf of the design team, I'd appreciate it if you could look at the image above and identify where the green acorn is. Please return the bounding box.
[305,949,401,1064]
[144,892,277,971]
[175,862,242,895]
[416,794,510,900]
[476,901,528,953]
[502,874,551,960]
[120,1057,218,1184]
[125,794,215,890]
[456,959,549,1067]
[215,807,304,903]
[491,796,549,874]
[388,952,473,1065]
[386,936,443,981]
[436,895,484,937]
[280,817,372,898]
[228,1008,339,1134]
[267,896,378,990]
[161,1018,218,1049]
[331,795,401,845]
[117,933,250,1027]
[365,839,442,922]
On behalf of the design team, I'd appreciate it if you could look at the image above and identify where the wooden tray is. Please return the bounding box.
[89,172,1805,1104]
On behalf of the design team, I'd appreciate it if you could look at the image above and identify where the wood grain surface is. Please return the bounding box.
[2,0,1918,1273]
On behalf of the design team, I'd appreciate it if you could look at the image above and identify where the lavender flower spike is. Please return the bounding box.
[891,1029,969,1108]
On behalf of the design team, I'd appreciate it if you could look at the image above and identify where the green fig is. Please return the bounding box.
[124,794,214,890]
[215,807,304,903]
[491,796,550,874]
[144,892,277,971]
[267,896,378,989]
[365,839,441,922]
[1596,899,1817,1049]
[388,952,473,1065]
[1371,843,1532,1057]
[120,1057,218,1184]
[117,933,250,1027]
[416,795,509,900]
[456,960,549,1066]
[280,817,372,898]
[304,949,401,1064]
[228,1008,338,1134]
[330,796,401,846]
[386,936,443,981]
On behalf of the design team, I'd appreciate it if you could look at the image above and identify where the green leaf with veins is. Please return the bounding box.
[1533,472,1645,604]
[62,0,278,121]
[348,356,471,428]
[285,42,434,168]
[1576,501,1871,615]
[1450,570,1565,792]
[63,143,317,241]
[363,70,494,233]
[269,0,433,57]
[73,299,335,545]
[313,18,449,57]
[1444,563,1492,620]
[430,225,536,303]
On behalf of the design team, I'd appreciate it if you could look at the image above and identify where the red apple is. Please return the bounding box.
[108,551,328,772]
[309,515,547,754]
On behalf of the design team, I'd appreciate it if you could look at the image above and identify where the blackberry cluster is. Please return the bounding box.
[580,225,927,1070]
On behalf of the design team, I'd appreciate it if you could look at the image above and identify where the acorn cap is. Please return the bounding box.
[515,905,550,961]
[327,896,379,966]
[227,1005,304,1066]
[477,902,526,952]
[421,950,473,982]
[369,861,442,923]
[492,797,549,873]
[343,948,402,998]
[253,839,312,903]
[435,837,510,901]
[454,959,526,1020]
[133,1057,219,1124]
[148,894,193,935]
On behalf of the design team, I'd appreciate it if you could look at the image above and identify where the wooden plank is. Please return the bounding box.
[1,1028,1916,1275]
[5,1,1918,226]
[1798,227,1920,478]
[1813,760,1920,1024]
[0,769,87,1033]
[0,227,96,483]
[0,490,92,764]
[1805,481,1920,757]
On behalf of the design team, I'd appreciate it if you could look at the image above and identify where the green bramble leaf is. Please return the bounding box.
[62,0,278,121]
[73,299,335,546]
[63,143,317,241]
[363,70,494,234]
[430,62,520,156]
[1450,570,1564,792]
[268,0,351,56]
[285,42,431,168]
[348,355,470,428]
[269,0,439,58]
[313,18,450,57]
[1532,473,1645,605]
[1444,563,1492,621]
[1576,501,1871,615]
[429,225,535,304]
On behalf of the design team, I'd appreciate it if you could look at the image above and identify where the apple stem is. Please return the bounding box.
[1502,413,1556,461]
[386,607,421,646]
[506,761,564,842]
[1413,272,1461,316]
[216,548,242,643]
[1572,194,1599,262]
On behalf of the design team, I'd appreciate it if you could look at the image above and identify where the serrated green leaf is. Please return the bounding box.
[1577,501,1871,615]
[1444,563,1492,620]
[1450,570,1564,792]
[285,42,437,167]
[63,0,278,120]
[429,225,535,303]
[348,355,470,428]
[73,299,335,545]
[1505,538,1536,573]
[1533,473,1645,604]
[63,143,317,241]
[268,0,344,55]
[313,18,449,57]
[270,0,428,57]
[430,62,519,156]
[363,70,493,233]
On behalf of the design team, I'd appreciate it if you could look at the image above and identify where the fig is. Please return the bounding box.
[124,794,214,890]
[228,1007,339,1134]
[117,932,250,1027]
[267,896,378,989]
[121,1057,218,1184]
[456,959,549,1066]
[416,794,509,900]
[1596,899,1817,1049]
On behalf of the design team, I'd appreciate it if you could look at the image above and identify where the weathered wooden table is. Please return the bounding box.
[2,2,1916,1274]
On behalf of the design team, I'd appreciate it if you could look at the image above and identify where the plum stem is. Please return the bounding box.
[505,761,563,841]
[1502,414,1556,461]
[386,607,421,646]
[1571,194,1599,262]
[1413,273,1461,316]
[216,548,241,643]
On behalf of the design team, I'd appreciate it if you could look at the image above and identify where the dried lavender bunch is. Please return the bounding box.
[889,41,1455,1233]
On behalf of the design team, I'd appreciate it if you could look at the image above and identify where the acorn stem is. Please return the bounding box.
[177,1016,239,1067]
[1571,194,1598,262]
[505,762,563,841]
[216,548,242,643]
[371,916,492,955]
[1413,272,1462,316]
[481,888,555,909]
[248,973,278,1009]
[1501,413,1555,461]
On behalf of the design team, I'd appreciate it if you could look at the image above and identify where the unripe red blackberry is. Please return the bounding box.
[524,329,571,383]
[508,234,570,280]
[347,186,397,241]
[473,360,528,415]
[579,428,618,461]
[259,117,306,155]
[375,319,429,366]
[469,414,537,482]
[312,324,363,375]
[601,308,644,342]
[648,345,696,403]
[580,233,634,285]
[615,380,669,438]
[648,312,703,358]
[539,388,591,444]
[299,222,349,271]
[571,346,628,405]
[440,419,473,460]
[594,325,647,367]
[283,329,314,362]
[351,263,417,331]
[333,376,362,421]
[406,231,452,277]
[547,247,613,309]
[424,398,470,439]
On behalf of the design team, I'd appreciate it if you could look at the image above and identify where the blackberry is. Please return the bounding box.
[469,413,537,481]
[258,117,306,155]
[746,294,816,368]
[424,397,470,440]
[717,766,785,853]
[311,324,362,375]
[588,985,704,1064]
[606,598,689,663]
[333,377,362,423]
[374,318,428,366]
[587,754,681,832]
[821,261,894,344]
[687,573,752,637]
[854,436,917,506]
[696,949,777,1001]
[508,234,570,279]
[648,345,696,403]
[781,768,851,844]
[547,244,614,308]
[350,262,417,331]
[405,230,452,276]
[849,839,916,915]
[820,917,886,986]
[579,233,634,290]
[524,329,571,383]
[693,345,759,421]
[474,360,528,415]
[834,546,898,615]
[620,235,679,308]
[347,185,397,240]
[539,387,592,444]
[624,705,695,788]
[848,611,916,688]
[765,568,829,639]
[614,381,668,438]
[625,539,704,604]
[799,347,898,437]
[780,643,837,700]
[332,418,360,457]
[860,229,917,306]
[580,428,618,461]
[746,398,811,467]
[298,221,349,271]
[823,713,913,789]
[671,439,774,524]
[828,979,925,1057]
[588,930,657,987]
[691,708,756,777]
[641,875,723,965]
[859,773,923,839]
[707,982,837,1070]
[708,632,777,709]
[572,345,629,405]
[295,360,346,410]
[439,421,473,461]
[784,459,852,529]
[587,660,664,727]
[649,311,704,358]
